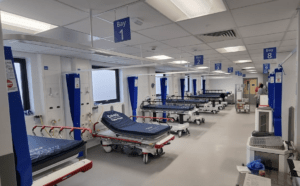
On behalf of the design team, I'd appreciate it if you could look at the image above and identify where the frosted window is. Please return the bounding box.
[155,74,169,95]
[14,63,23,103]
[185,76,189,92]
[92,70,118,102]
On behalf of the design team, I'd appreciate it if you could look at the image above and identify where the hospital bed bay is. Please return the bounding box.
[28,135,86,172]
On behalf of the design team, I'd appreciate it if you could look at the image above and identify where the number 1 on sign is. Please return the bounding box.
[119,29,124,41]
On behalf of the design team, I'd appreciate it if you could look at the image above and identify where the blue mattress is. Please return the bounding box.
[166,99,209,104]
[142,104,194,111]
[28,135,85,164]
[102,111,171,137]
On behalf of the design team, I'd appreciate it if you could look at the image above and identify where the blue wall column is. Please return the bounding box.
[268,73,275,109]
[4,46,32,186]
[193,79,197,95]
[66,73,83,157]
[202,79,206,94]
[180,79,185,100]
[128,76,138,121]
[160,77,167,122]
[273,68,283,136]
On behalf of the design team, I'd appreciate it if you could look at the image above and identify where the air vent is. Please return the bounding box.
[196,29,239,43]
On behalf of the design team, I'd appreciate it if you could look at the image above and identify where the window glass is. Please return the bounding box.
[92,67,120,104]
[155,74,169,95]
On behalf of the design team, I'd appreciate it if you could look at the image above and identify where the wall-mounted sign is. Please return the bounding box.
[263,63,270,74]
[114,17,131,43]
[194,55,204,65]
[215,63,222,70]
[264,47,276,60]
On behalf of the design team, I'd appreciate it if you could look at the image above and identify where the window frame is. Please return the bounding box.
[13,58,30,110]
[92,65,120,104]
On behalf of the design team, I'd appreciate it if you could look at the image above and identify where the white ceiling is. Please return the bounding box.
[0,0,299,73]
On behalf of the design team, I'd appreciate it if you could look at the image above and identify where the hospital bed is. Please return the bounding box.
[188,94,227,109]
[172,95,220,114]
[31,126,93,185]
[140,100,201,137]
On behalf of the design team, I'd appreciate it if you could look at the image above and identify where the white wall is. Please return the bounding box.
[207,73,264,94]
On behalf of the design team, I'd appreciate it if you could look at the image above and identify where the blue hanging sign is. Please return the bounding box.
[235,71,239,75]
[194,55,204,65]
[44,66,48,70]
[114,17,131,43]
[228,67,233,73]
[215,63,222,70]
[263,63,270,74]
[239,72,243,76]
[243,74,246,77]
[264,47,277,60]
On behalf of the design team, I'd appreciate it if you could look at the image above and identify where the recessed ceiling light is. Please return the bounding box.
[250,72,257,74]
[196,66,209,69]
[242,67,255,70]
[233,60,252,63]
[216,46,246,53]
[1,11,57,34]
[247,69,256,72]
[146,55,173,60]
[213,70,225,73]
[146,0,226,22]
[224,73,231,75]
[169,60,190,64]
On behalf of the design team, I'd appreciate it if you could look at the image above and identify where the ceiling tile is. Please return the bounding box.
[58,0,137,13]
[226,0,273,10]
[281,39,296,47]
[243,32,284,45]
[97,2,172,31]
[0,0,88,26]
[162,36,202,48]
[239,19,290,37]
[137,24,190,41]
[193,50,219,56]
[181,44,212,53]
[177,12,236,35]
[93,39,125,50]
[222,51,249,57]
[65,18,113,38]
[208,39,244,49]
[246,41,281,50]
[109,46,145,55]
[227,54,251,60]
[132,41,172,51]
[284,31,297,40]
[278,45,296,53]
[121,32,154,46]
[231,0,299,27]
[289,18,297,31]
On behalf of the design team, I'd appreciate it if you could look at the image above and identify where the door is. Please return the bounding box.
[243,78,258,104]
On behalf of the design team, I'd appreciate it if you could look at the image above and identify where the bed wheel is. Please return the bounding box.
[178,130,182,138]
[196,120,201,125]
[143,154,149,164]
[202,118,205,123]
[156,148,164,156]
[103,145,112,153]
[213,110,217,114]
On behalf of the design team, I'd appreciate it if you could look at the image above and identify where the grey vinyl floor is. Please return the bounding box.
[60,105,255,186]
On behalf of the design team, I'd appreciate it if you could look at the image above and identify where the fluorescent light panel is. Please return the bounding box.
[247,69,257,72]
[169,60,190,64]
[216,46,246,53]
[146,55,173,60]
[196,66,209,69]
[146,0,226,22]
[234,60,252,63]
[213,70,225,73]
[242,67,255,70]
[1,11,57,34]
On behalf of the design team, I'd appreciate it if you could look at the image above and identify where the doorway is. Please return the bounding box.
[243,78,258,104]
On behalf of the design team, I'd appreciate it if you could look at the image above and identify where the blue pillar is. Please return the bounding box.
[202,79,206,94]
[66,73,83,157]
[273,68,283,136]
[193,79,197,95]
[180,79,185,100]
[160,78,167,122]
[4,46,33,186]
[128,76,138,121]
